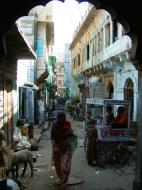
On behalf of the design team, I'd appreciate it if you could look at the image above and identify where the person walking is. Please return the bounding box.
[38,96,45,128]
[51,111,73,189]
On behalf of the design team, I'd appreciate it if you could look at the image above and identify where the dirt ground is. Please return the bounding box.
[19,115,134,190]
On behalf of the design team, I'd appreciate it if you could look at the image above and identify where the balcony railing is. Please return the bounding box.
[86,98,104,105]
[72,35,132,76]
[93,35,132,66]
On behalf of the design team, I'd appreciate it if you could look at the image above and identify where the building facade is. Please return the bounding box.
[56,54,66,96]
[64,43,73,99]
[70,6,137,122]
[28,5,54,95]
[18,5,55,111]
[0,23,36,144]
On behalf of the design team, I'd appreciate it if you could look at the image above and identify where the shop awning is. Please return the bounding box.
[23,82,39,90]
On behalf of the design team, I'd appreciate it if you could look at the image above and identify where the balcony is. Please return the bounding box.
[72,35,132,77]
[93,35,132,66]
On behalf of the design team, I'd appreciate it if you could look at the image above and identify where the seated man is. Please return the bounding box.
[112,106,128,128]
[13,119,31,151]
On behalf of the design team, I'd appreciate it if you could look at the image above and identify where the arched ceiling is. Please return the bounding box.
[0,0,141,62]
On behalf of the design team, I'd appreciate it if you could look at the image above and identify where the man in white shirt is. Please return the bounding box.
[13,119,31,150]
[38,96,45,128]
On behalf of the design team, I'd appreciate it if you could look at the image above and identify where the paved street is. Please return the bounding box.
[20,114,134,190]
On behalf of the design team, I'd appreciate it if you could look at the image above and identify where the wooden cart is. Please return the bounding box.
[85,98,131,166]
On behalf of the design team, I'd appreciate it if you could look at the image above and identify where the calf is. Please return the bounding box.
[11,149,33,178]
[3,148,33,179]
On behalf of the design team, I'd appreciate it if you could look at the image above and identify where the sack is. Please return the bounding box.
[70,134,78,152]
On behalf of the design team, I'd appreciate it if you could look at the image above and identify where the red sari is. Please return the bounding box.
[51,120,73,185]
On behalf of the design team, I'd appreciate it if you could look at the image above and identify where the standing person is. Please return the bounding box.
[104,105,115,125]
[85,119,98,166]
[51,111,73,189]
[83,111,93,152]
[75,101,81,119]
[83,111,92,129]
[38,96,45,128]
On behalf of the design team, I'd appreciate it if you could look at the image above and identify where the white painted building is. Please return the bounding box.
[70,7,137,121]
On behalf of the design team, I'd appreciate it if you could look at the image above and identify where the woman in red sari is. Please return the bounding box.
[51,111,73,189]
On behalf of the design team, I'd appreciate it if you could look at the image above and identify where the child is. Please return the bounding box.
[83,111,92,129]
[85,119,98,166]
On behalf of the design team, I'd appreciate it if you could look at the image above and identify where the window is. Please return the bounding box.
[93,36,97,55]
[98,32,101,53]
[75,56,77,68]
[92,39,95,56]
[95,36,98,54]
[100,28,104,50]
[73,59,75,69]
[58,80,62,85]
[107,81,114,99]
[21,22,33,36]
[83,47,86,63]
[124,78,134,120]
[87,44,90,61]
[78,54,80,66]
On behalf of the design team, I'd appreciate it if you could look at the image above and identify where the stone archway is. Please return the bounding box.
[0,0,141,63]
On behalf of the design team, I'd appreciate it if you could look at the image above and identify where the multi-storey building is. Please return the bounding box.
[18,5,55,111]
[64,43,73,99]
[0,22,36,144]
[28,5,54,92]
[16,16,37,123]
[70,6,137,121]
[55,54,66,96]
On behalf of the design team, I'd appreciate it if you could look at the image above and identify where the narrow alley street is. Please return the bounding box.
[20,113,134,190]
[0,0,142,189]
